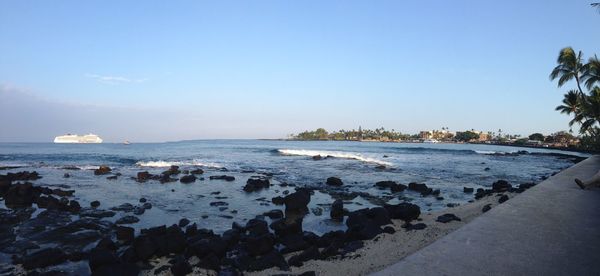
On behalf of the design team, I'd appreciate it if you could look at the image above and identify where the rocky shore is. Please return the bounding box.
[0,165,547,276]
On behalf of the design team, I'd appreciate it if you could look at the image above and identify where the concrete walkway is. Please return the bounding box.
[373,156,600,276]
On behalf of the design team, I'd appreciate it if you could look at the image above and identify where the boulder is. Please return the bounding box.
[4,182,37,208]
[482,204,492,213]
[89,248,119,271]
[383,202,420,222]
[162,165,181,176]
[270,217,303,237]
[91,200,101,208]
[116,216,140,225]
[330,199,344,221]
[284,189,311,213]
[326,177,343,187]
[436,213,461,223]
[94,166,112,175]
[244,177,270,192]
[179,174,197,184]
[190,168,204,175]
[136,171,151,182]
[463,187,474,193]
[271,196,285,205]
[492,180,512,192]
[408,182,429,192]
[209,175,235,181]
[498,194,509,203]
[116,226,135,242]
[21,248,67,269]
[263,209,284,219]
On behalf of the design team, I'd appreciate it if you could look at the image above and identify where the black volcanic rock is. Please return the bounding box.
[383,202,420,222]
[94,165,112,175]
[326,177,343,187]
[209,175,235,181]
[284,189,311,213]
[244,177,270,192]
[330,199,344,221]
[492,180,512,192]
[21,248,67,269]
[498,194,509,203]
[436,213,461,223]
[179,174,197,184]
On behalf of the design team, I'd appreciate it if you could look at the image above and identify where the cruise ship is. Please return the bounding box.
[53,134,103,144]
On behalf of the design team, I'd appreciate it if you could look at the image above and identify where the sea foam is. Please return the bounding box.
[136,160,223,168]
[277,149,392,166]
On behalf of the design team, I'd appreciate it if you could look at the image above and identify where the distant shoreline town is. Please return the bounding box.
[287,127,594,153]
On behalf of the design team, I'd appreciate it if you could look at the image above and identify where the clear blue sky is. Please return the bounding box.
[1,1,598,142]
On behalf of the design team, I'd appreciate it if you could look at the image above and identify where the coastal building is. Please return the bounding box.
[419,130,454,141]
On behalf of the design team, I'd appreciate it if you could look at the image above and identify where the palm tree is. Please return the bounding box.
[556,90,585,128]
[578,87,600,133]
[583,55,600,89]
[550,47,586,95]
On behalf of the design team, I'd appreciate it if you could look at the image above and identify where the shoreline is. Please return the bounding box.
[275,139,595,156]
[247,193,509,276]
[0,150,574,275]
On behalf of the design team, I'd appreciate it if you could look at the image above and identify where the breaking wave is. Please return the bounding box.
[277,149,393,166]
[136,160,223,168]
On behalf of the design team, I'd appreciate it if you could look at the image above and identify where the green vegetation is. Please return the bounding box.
[454,131,480,142]
[528,133,545,141]
[550,47,600,151]
[292,127,412,141]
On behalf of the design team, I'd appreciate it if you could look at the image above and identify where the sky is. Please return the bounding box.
[1,1,599,142]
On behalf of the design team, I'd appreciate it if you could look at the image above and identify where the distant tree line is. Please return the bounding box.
[291,127,413,141]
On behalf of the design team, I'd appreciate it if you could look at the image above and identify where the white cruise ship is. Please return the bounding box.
[54,134,103,144]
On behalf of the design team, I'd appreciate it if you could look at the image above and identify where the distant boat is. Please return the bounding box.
[123,141,131,145]
[423,139,440,143]
[54,134,103,144]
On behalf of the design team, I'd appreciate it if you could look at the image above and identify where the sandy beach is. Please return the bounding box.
[248,194,503,276]
[138,192,507,276]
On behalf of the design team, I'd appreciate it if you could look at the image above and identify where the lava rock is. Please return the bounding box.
[136,171,151,182]
[179,174,197,184]
[89,248,119,271]
[244,177,270,192]
[263,209,284,219]
[116,226,135,242]
[463,187,474,193]
[190,168,204,175]
[383,202,420,222]
[492,180,512,192]
[284,189,311,213]
[271,196,285,205]
[178,218,190,227]
[498,194,509,203]
[330,199,344,221]
[209,175,235,181]
[326,177,343,187]
[21,248,67,269]
[94,165,112,175]
[436,213,462,223]
[482,204,492,213]
[408,182,429,192]
[162,165,181,176]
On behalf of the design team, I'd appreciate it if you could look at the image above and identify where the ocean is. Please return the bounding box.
[0,140,586,235]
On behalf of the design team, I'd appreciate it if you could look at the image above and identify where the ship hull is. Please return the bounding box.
[53,134,103,144]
